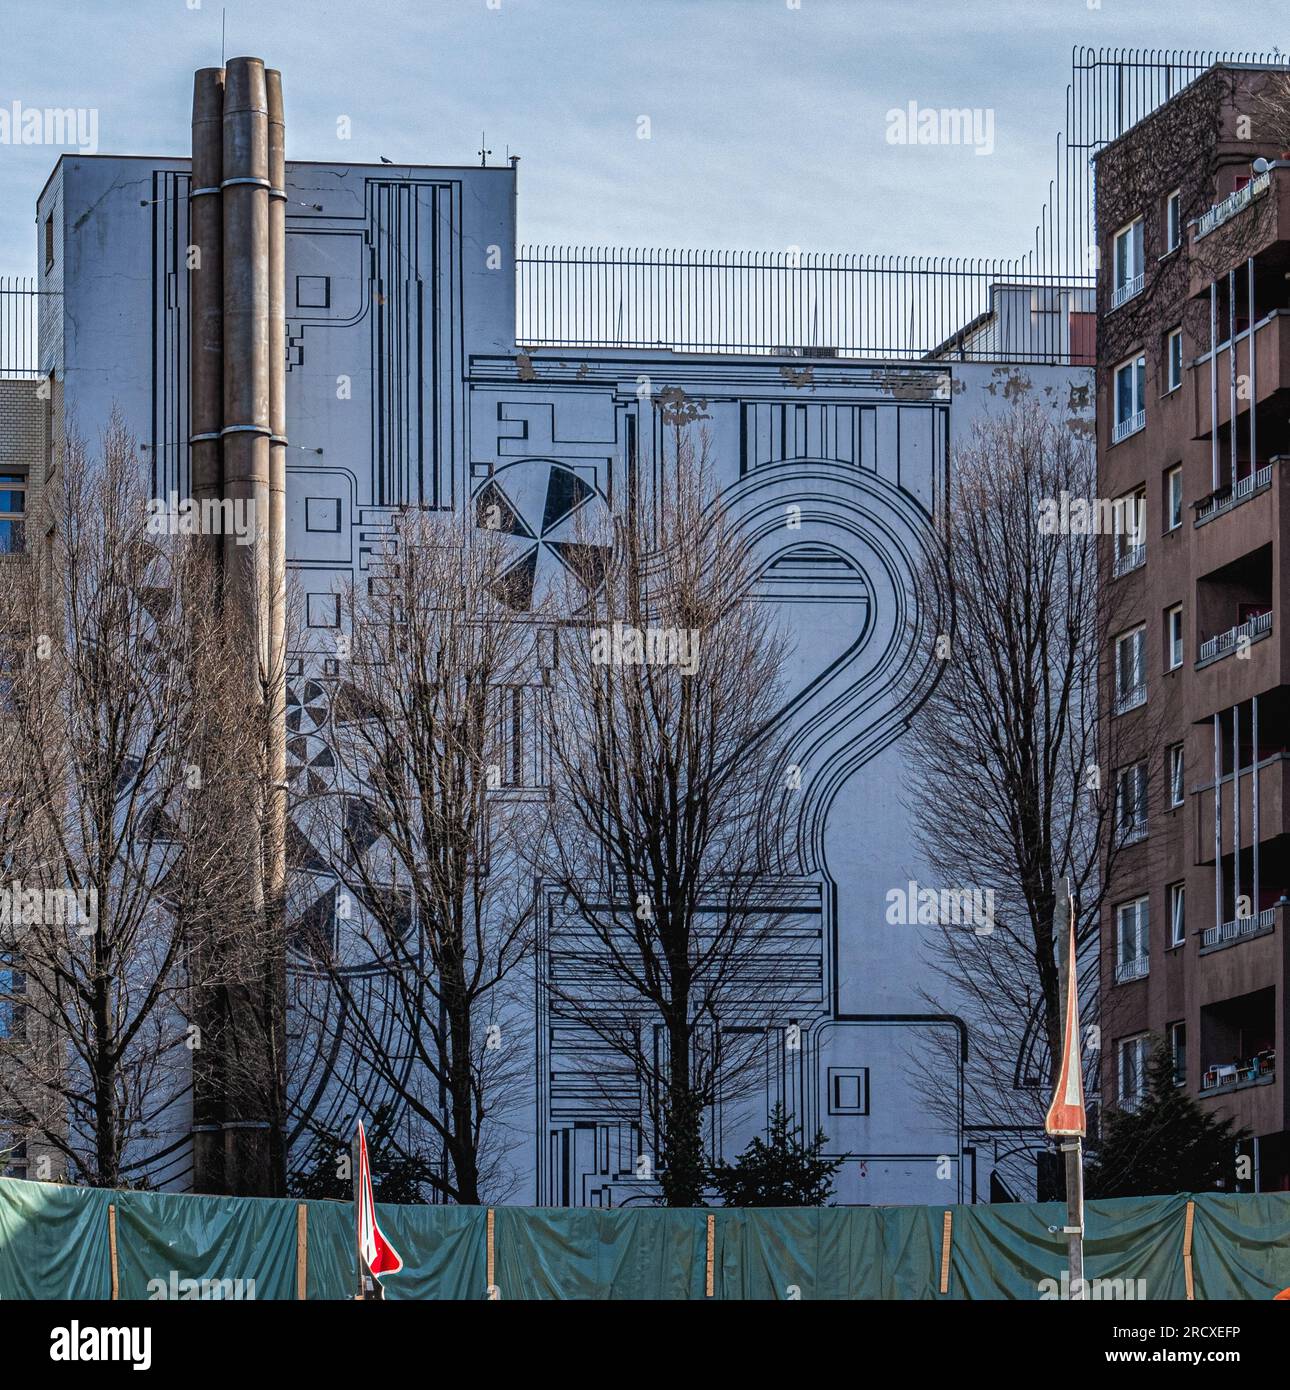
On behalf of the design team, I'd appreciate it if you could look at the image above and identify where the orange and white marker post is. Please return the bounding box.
[1045,877,1087,1299]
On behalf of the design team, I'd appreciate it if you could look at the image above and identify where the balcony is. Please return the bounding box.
[1195,463,1274,527]
[1111,272,1144,310]
[1195,755,1290,863]
[1194,313,1290,437]
[1200,1049,1275,1095]
[1197,610,1272,666]
[1114,683,1146,716]
[1195,171,1273,242]
[1200,906,1277,952]
[1111,409,1145,444]
[1112,543,1145,578]
[1115,952,1149,984]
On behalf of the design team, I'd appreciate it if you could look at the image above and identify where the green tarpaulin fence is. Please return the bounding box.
[1,1176,1288,1299]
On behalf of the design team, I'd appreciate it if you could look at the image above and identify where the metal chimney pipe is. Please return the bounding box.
[221,55,272,663]
[264,65,289,1191]
[190,68,225,539]
[220,54,273,1196]
[189,64,227,1197]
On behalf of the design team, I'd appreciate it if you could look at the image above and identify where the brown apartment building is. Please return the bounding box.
[1096,64,1290,1191]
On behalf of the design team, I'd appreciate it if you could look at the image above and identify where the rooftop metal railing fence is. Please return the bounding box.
[515,248,1095,363]
[0,277,42,379]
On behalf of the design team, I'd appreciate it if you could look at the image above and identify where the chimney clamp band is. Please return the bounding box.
[221,176,272,191]
[190,185,222,199]
[189,431,222,443]
[220,424,273,438]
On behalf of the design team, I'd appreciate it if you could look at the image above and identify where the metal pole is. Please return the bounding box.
[1063,1137,1085,1298]
[1055,884,1085,1299]
[352,1131,364,1301]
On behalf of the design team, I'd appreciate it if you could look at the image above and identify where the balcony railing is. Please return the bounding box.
[1112,543,1146,578]
[1114,683,1146,715]
[1201,906,1276,949]
[1115,953,1149,983]
[1111,409,1145,444]
[1195,463,1273,525]
[1195,170,1272,241]
[1111,272,1144,309]
[1117,1092,1143,1114]
[1200,1049,1275,1092]
[1198,610,1272,664]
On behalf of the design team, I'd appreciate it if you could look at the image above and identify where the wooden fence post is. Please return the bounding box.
[296,1203,307,1300]
[1183,1200,1196,1300]
[705,1213,715,1298]
[107,1202,119,1300]
[939,1210,953,1295]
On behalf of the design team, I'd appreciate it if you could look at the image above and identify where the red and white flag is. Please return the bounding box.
[357,1121,403,1282]
[1044,885,1086,1137]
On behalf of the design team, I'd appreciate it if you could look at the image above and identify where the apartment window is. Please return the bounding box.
[1168,1021,1187,1086]
[1113,354,1147,441]
[1114,625,1146,712]
[1168,743,1185,808]
[44,213,54,271]
[0,956,25,1041]
[1168,881,1186,947]
[1117,898,1150,977]
[1165,327,1183,392]
[1165,604,1184,671]
[1111,487,1146,577]
[1165,189,1182,252]
[1119,1033,1150,1108]
[1165,464,1183,532]
[1112,217,1145,306]
[0,473,26,555]
[1116,764,1148,845]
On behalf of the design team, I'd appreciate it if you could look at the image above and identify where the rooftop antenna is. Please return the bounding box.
[221,8,226,65]
[478,132,491,167]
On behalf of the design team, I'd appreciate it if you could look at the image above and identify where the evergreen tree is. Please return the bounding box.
[707,1105,845,1207]
[1085,1040,1246,1199]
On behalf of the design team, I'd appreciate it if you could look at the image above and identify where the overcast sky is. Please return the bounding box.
[1,0,1289,275]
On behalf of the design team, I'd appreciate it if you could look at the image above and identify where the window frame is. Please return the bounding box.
[1165,326,1183,393]
[1118,1032,1150,1105]
[0,471,26,556]
[1165,189,1182,253]
[0,953,26,1042]
[1168,880,1186,947]
[1168,1020,1186,1087]
[1114,624,1147,709]
[1165,464,1183,532]
[1168,743,1185,808]
[1166,603,1184,671]
[1113,353,1147,438]
[1116,763,1148,842]
[1113,217,1145,298]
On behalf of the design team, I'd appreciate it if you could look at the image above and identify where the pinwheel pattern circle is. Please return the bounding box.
[473,459,612,610]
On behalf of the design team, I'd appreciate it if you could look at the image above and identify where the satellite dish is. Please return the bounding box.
[1253,157,1272,174]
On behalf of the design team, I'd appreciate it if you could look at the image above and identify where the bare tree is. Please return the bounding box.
[539,426,796,1207]
[0,415,266,1187]
[298,507,542,1204]
[902,397,1160,1194]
